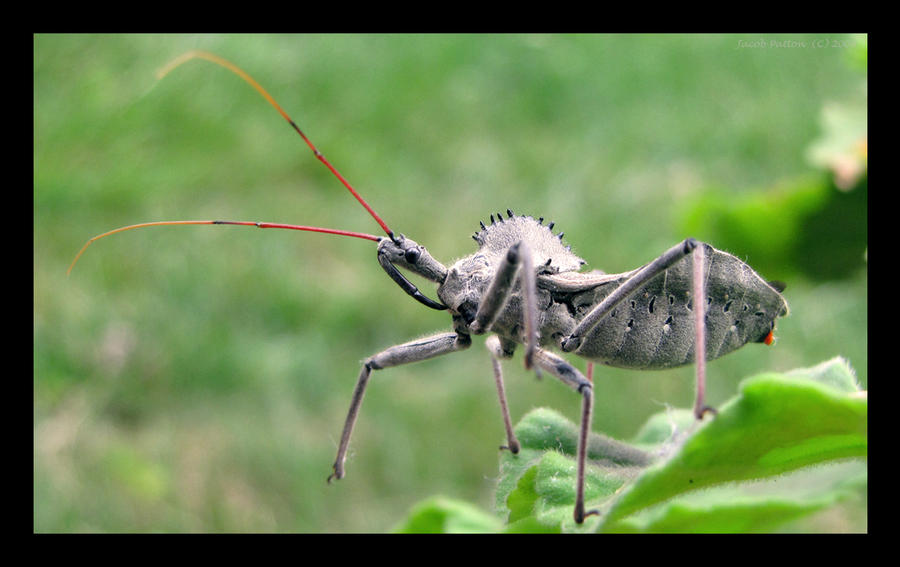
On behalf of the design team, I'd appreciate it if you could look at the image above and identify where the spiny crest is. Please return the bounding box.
[472,209,586,273]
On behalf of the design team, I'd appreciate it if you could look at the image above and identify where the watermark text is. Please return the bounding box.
[736,38,854,49]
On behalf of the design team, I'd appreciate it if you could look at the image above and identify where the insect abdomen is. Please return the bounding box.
[574,245,787,369]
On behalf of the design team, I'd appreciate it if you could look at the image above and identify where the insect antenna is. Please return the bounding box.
[157,50,394,239]
[68,220,380,276]
[69,51,396,275]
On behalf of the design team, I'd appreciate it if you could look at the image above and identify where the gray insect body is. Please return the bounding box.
[434,212,786,370]
[567,243,786,369]
[361,210,787,523]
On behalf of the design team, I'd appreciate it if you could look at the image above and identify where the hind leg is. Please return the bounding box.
[530,347,597,524]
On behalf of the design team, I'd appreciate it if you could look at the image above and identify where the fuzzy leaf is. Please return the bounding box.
[495,357,866,533]
[609,461,866,533]
[393,496,503,533]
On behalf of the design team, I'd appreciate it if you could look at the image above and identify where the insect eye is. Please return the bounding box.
[404,248,421,264]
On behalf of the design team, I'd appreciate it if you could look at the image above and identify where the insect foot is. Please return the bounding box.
[694,404,719,420]
[574,504,601,524]
[327,464,344,484]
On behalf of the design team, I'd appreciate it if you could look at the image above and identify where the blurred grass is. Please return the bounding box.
[35,34,867,532]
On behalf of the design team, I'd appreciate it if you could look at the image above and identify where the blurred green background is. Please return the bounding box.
[35,34,867,532]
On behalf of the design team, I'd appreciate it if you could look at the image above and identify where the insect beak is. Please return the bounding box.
[377,235,449,311]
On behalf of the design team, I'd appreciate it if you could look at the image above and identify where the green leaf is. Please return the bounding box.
[495,406,654,531]
[606,358,866,524]
[495,357,866,533]
[393,496,503,533]
[609,461,866,533]
[505,464,540,524]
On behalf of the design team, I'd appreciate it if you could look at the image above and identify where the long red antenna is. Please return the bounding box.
[69,51,398,276]
[68,220,380,276]
[157,50,394,238]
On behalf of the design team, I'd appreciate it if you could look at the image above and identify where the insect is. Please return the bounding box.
[69,51,789,525]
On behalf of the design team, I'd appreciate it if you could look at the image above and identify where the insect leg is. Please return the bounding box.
[485,335,520,454]
[561,238,699,353]
[691,241,716,419]
[468,241,539,368]
[328,331,471,483]
[530,347,598,524]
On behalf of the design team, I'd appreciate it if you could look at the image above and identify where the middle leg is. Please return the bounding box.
[530,347,598,524]
[468,240,539,368]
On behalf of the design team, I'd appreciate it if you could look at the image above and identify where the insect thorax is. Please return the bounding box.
[471,212,586,273]
[438,213,586,340]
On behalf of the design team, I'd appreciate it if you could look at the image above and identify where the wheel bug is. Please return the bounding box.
[69,51,789,525]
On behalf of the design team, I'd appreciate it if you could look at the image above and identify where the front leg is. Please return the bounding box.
[328,331,471,483]
[468,241,539,368]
